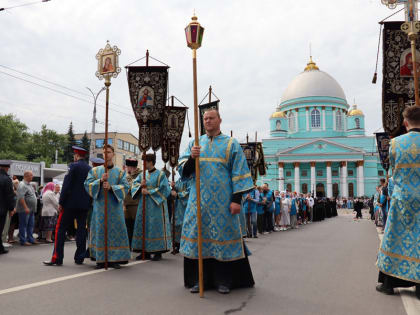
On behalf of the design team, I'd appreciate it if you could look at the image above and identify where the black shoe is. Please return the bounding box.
[253,235,258,238]
[135,253,151,260]
[109,262,121,269]
[74,260,84,265]
[415,285,420,300]
[95,263,105,269]
[0,249,9,255]
[376,284,394,295]
[217,285,230,294]
[190,284,199,293]
[43,260,62,266]
[152,253,162,261]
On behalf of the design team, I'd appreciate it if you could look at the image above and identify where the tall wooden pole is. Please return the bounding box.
[409,32,420,106]
[170,95,177,254]
[104,78,111,270]
[192,48,204,298]
[209,85,212,102]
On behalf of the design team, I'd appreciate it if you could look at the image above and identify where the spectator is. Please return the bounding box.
[290,192,298,229]
[40,183,59,243]
[16,171,39,246]
[279,192,290,231]
[0,160,16,255]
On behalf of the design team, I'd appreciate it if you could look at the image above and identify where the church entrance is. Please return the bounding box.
[316,183,325,198]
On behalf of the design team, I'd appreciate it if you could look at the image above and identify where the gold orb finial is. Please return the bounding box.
[348,104,364,116]
[304,56,319,71]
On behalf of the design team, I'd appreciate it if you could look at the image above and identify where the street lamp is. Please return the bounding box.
[185,14,205,298]
[381,0,420,106]
[86,86,106,160]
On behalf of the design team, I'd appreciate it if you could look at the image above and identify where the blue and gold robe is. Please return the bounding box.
[173,178,190,243]
[376,131,420,283]
[178,134,254,261]
[84,166,131,263]
[131,169,172,253]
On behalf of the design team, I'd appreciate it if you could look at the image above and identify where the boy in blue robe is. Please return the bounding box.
[170,178,190,253]
[260,183,274,233]
[84,145,131,269]
[131,154,172,261]
[178,109,254,294]
[243,186,259,238]
[376,106,420,297]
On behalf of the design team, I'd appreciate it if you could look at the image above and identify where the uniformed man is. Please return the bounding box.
[0,160,16,255]
[123,158,140,247]
[43,146,91,266]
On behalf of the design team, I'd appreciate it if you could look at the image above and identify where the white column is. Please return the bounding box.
[310,162,316,195]
[322,107,326,130]
[333,109,336,131]
[278,162,285,192]
[341,162,348,198]
[357,161,365,197]
[306,108,309,131]
[295,109,299,132]
[326,162,332,198]
[294,162,300,193]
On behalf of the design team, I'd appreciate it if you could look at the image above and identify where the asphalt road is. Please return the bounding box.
[0,211,417,315]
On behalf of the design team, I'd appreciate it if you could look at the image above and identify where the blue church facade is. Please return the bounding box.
[260,58,385,198]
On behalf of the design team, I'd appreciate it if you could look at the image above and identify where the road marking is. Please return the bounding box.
[0,260,149,297]
[375,227,420,315]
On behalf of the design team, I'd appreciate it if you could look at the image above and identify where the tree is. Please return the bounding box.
[64,122,76,163]
[27,125,67,165]
[81,131,90,159]
[0,114,31,160]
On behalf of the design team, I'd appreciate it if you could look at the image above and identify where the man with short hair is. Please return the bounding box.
[131,153,172,261]
[376,106,420,298]
[84,145,130,269]
[43,146,91,266]
[179,109,255,294]
[16,171,38,246]
[0,160,16,254]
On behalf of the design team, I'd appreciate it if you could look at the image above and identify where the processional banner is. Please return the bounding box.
[162,106,187,168]
[198,100,219,136]
[240,142,266,183]
[375,132,391,172]
[382,21,419,137]
[126,66,169,152]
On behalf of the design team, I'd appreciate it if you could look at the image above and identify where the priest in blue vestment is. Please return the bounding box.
[131,153,172,261]
[376,106,420,297]
[84,145,131,269]
[178,109,255,294]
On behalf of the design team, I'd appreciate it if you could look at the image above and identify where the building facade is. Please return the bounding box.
[74,132,142,169]
[261,58,384,198]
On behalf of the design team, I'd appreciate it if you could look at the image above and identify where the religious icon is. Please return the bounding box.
[168,114,178,129]
[138,86,154,108]
[276,120,281,131]
[400,49,420,77]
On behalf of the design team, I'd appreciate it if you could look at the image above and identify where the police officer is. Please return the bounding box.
[43,146,91,266]
[0,160,16,255]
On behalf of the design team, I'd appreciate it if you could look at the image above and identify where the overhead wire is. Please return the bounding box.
[0,0,51,12]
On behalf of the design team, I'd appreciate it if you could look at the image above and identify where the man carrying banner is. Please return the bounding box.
[131,153,172,261]
[84,145,131,269]
[376,106,420,298]
[178,108,255,294]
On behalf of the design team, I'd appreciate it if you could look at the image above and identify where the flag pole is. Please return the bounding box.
[103,77,110,270]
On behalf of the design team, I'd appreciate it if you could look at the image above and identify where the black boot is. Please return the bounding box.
[152,253,162,261]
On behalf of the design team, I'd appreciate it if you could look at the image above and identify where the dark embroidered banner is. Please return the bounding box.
[240,141,266,183]
[162,106,187,168]
[375,132,391,172]
[126,66,169,152]
[382,21,419,138]
[198,100,219,136]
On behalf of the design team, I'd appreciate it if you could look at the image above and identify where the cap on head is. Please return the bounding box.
[72,146,88,157]
[0,160,12,167]
[125,158,138,167]
[90,157,105,167]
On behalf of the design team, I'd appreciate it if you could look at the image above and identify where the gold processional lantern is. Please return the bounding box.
[185,16,205,51]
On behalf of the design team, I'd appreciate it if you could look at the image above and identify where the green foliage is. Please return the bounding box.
[81,131,90,151]
[64,122,76,163]
[0,114,69,167]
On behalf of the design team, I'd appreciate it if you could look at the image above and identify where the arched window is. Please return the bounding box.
[311,109,321,128]
[336,110,343,131]
[276,120,281,131]
[348,183,354,197]
[286,183,292,193]
[288,112,295,132]
[302,183,308,194]
[355,118,360,129]
[333,183,339,197]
